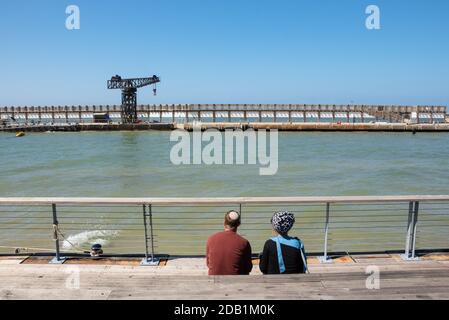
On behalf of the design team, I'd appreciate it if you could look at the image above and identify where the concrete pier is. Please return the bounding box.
[179,122,449,132]
[2,122,449,133]
[0,123,175,132]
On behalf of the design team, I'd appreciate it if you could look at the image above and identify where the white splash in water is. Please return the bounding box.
[62,230,119,250]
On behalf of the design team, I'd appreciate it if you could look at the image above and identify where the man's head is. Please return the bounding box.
[224,210,241,231]
[271,211,295,235]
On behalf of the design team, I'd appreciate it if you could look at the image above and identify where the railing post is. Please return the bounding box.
[319,202,332,263]
[411,201,420,259]
[142,204,149,262]
[141,204,159,266]
[149,204,157,263]
[49,203,66,264]
[402,201,420,261]
[403,201,414,258]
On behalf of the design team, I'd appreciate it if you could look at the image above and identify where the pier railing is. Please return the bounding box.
[1,104,447,124]
[0,196,449,264]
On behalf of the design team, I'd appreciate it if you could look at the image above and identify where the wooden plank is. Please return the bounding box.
[64,258,142,266]
[107,287,333,300]
[0,288,111,300]
[347,286,449,297]
[421,254,449,261]
[322,278,449,290]
[333,256,355,264]
[0,257,27,265]
[2,258,449,300]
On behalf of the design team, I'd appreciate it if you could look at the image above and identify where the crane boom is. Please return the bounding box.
[107,75,160,90]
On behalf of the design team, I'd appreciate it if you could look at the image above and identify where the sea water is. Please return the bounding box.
[1,131,448,254]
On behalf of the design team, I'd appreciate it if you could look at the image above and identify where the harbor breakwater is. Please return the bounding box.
[0,123,174,132]
[2,122,449,132]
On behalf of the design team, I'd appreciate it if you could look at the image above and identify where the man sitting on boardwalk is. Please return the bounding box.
[206,210,253,275]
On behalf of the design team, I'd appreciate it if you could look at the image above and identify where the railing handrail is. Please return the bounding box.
[1,195,449,205]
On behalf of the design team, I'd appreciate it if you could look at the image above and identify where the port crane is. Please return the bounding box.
[107,74,160,123]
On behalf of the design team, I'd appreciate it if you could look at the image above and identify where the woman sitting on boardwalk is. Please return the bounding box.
[259,211,308,274]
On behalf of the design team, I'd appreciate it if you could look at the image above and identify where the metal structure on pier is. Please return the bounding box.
[1,104,447,125]
[107,75,160,123]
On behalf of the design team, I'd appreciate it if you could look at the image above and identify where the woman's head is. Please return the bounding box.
[271,211,295,235]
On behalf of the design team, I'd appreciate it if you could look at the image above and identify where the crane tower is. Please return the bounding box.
[107,75,160,123]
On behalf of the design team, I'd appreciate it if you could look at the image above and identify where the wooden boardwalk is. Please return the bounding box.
[1,253,449,300]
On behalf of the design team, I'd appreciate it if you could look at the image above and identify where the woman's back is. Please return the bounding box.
[259,236,306,274]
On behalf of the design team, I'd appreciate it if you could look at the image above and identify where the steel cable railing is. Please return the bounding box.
[415,202,449,251]
[0,196,448,264]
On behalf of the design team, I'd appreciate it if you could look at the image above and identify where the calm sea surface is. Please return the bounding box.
[1,131,448,255]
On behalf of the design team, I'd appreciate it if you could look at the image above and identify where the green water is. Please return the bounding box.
[1,131,449,197]
[0,131,448,255]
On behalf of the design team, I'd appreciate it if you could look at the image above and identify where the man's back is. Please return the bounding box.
[206,230,253,275]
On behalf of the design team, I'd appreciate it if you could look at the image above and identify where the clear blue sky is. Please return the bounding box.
[1,0,449,106]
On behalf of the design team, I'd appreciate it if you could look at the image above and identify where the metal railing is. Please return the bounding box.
[0,196,449,264]
[2,104,447,113]
[2,104,447,125]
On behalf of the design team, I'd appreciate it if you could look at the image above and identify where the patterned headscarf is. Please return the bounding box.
[271,211,295,234]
